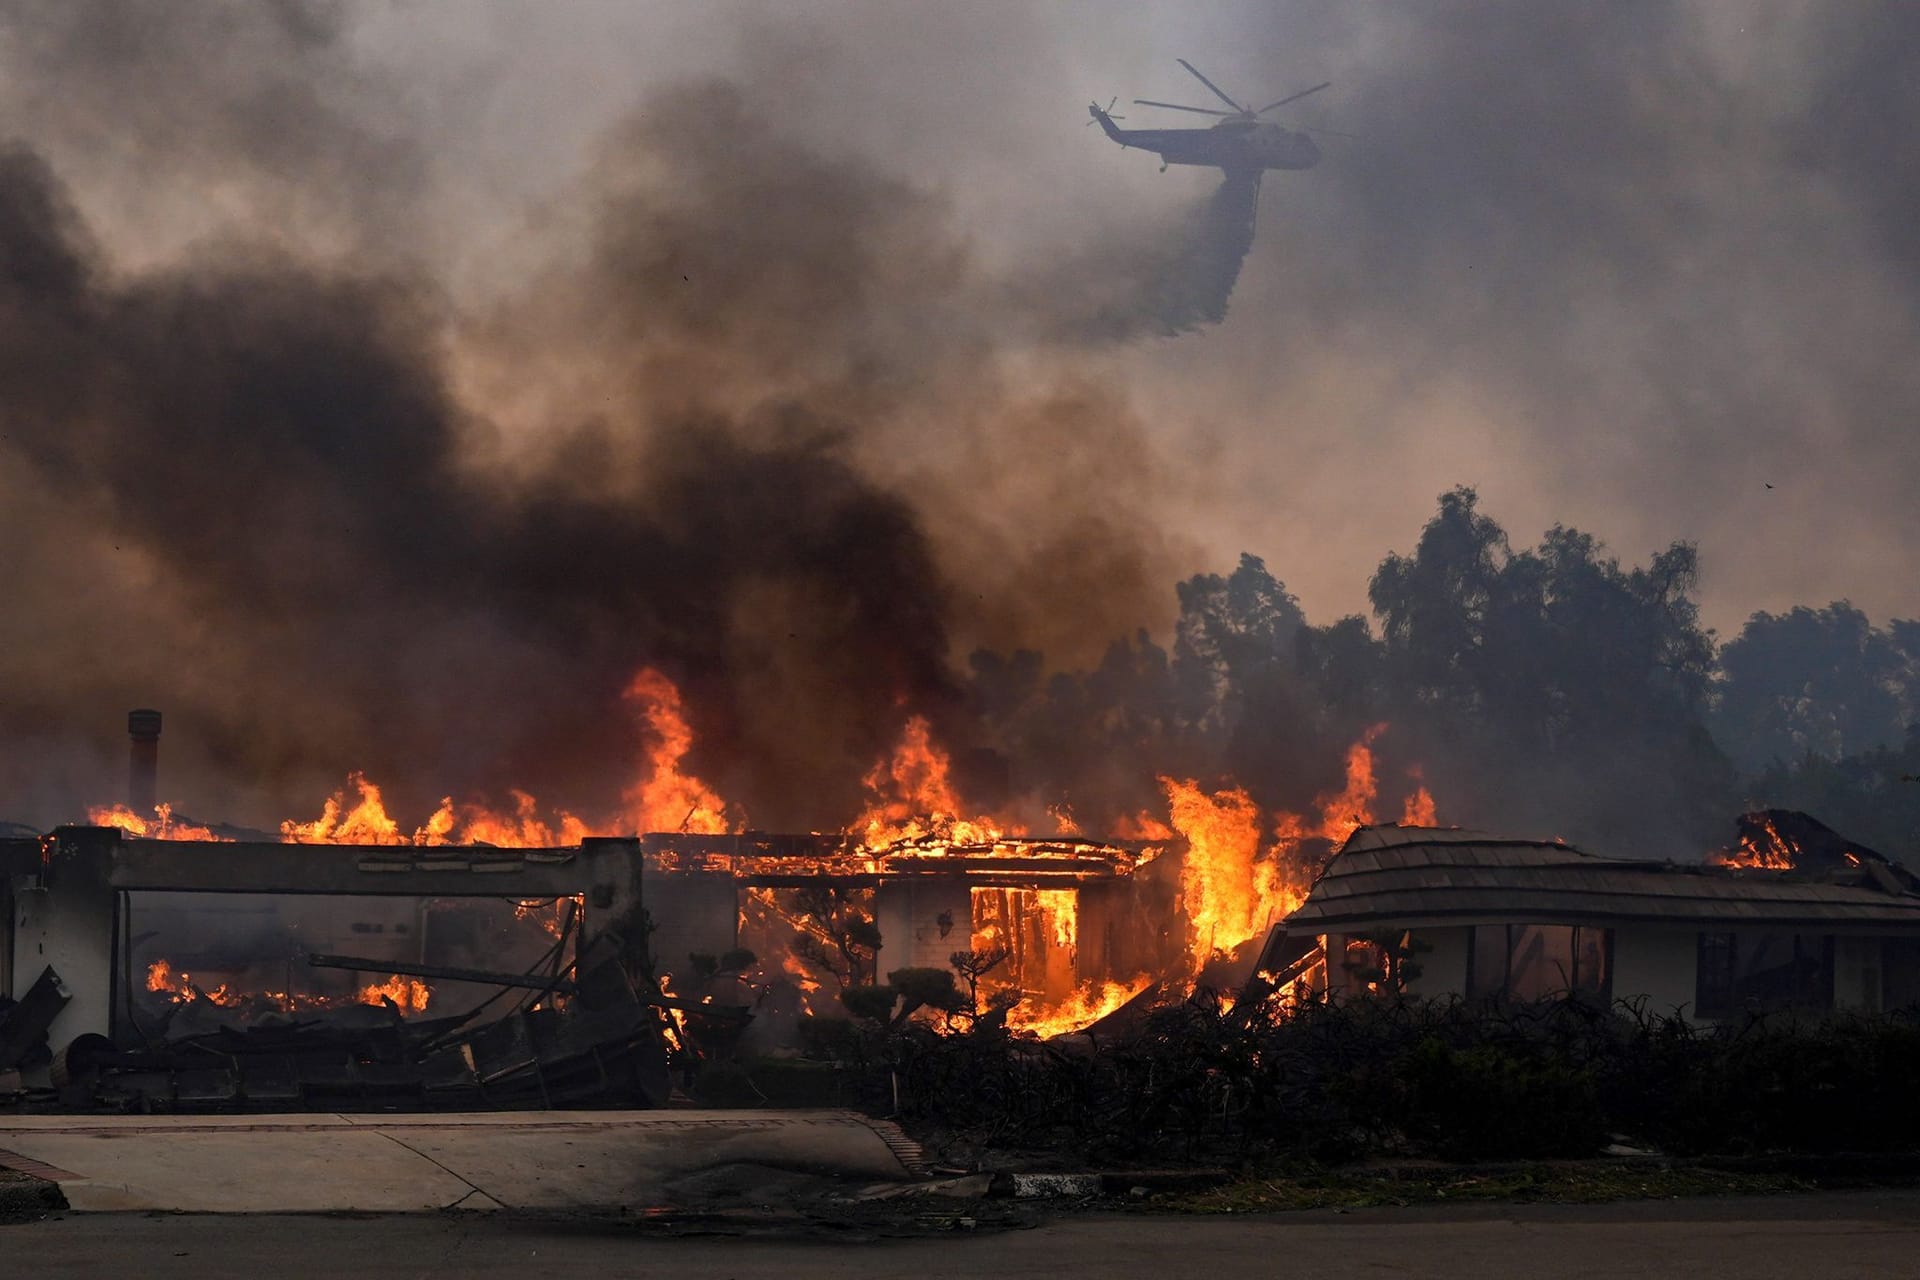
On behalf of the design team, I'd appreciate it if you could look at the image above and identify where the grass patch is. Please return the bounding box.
[1163,1162,1812,1213]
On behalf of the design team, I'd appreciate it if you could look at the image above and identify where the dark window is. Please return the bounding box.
[1468,924,1611,1000]
[1469,924,1508,998]
[1695,930,1834,1015]
[1884,939,1920,1011]
[1696,932,1736,1017]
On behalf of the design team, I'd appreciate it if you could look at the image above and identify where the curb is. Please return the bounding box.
[0,1171,67,1223]
[991,1169,1232,1199]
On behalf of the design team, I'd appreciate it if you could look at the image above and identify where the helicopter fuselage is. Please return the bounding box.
[1089,107,1320,172]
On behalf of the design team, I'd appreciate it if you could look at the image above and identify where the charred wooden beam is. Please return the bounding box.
[306,953,580,995]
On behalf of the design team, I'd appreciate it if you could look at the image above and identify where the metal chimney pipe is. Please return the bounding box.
[127,708,161,814]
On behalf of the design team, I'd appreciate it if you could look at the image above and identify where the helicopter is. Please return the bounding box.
[1088,58,1341,174]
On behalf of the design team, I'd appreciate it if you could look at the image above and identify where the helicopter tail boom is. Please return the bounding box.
[1088,101,1128,143]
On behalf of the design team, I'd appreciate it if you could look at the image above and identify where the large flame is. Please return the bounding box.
[1006,975,1152,1038]
[92,680,1438,1043]
[1164,778,1269,965]
[1401,783,1437,827]
[264,669,735,845]
[1167,724,1435,972]
[357,975,432,1013]
[622,668,735,834]
[856,715,1005,845]
[281,772,410,844]
[146,957,432,1016]
[1710,815,1796,869]
[88,802,228,842]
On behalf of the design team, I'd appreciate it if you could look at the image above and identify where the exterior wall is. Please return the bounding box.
[1320,932,1351,996]
[1403,926,1469,999]
[1835,936,1884,1012]
[641,869,739,986]
[12,829,117,1052]
[1609,926,1700,1016]
[874,879,971,978]
[0,873,12,999]
[1313,921,1920,1022]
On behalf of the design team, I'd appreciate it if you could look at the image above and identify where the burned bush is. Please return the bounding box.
[825,994,1920,1165]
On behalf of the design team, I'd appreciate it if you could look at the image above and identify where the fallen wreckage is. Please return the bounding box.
[0,822,1168,1110]
[0,827,695,1110]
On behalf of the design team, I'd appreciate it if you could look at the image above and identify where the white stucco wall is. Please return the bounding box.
[1404,926,1469,998]
[1608,926,1699,1017]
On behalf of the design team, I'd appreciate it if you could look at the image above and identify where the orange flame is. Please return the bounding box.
[258,670,737,846]
[143,959,232,1005]
[281,772,410,844]
[147,958,183,994]
[856,716,1004,845]
[88,802,229,842]
[1163,778,1269,966]
[622,668,735,834]
[1165,725,1435,972]
[1310,723,1385,846]
[438,792,593,848]
[1006,975,1151,1038]
[1710,816,1796,869]
[357,975,432,1013]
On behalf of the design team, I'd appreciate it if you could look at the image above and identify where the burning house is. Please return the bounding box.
[1273,815,1920,1019]
[1,684,1445,1103]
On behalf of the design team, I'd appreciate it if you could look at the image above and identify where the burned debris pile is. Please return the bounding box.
[0,826,725,1113]
[0,968,70,1092]
[56,942,679,1113]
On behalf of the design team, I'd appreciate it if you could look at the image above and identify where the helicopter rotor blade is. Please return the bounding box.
[1256,82,1331,115]
[1133,98,1234,117]
[1177,59,1248,114]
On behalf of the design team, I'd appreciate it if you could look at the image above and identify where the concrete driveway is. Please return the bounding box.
[0,1110,921,1212]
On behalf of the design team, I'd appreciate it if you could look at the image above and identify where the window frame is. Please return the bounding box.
[1466,923,1613,1001]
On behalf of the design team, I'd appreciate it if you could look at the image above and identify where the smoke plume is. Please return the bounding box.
[0,6,1190,830]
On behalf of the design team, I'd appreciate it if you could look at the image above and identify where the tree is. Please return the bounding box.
[1714,602,1917,770]
[1172,552,1308,738]
[1368,488,1729,854]
[839,966,966,1031]
[788,888,882,988]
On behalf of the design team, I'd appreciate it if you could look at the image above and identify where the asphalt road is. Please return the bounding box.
[7,1190,1920,1279]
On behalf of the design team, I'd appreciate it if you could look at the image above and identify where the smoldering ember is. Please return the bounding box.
[10,5,1920,1260]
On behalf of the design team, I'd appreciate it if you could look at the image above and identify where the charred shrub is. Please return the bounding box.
[1399,1037,1604,1159]
[841,995,1920,1164]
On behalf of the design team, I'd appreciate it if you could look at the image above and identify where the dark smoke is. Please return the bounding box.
[0,137,979,827]
[0,34,1187,829]
[7,0,1920,858]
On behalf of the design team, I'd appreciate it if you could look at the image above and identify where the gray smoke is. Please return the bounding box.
[4,1,1918,844]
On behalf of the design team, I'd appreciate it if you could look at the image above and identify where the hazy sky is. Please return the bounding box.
[13,2,1916,628]
[361,1,1920,632]
[3,1,1916,825]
